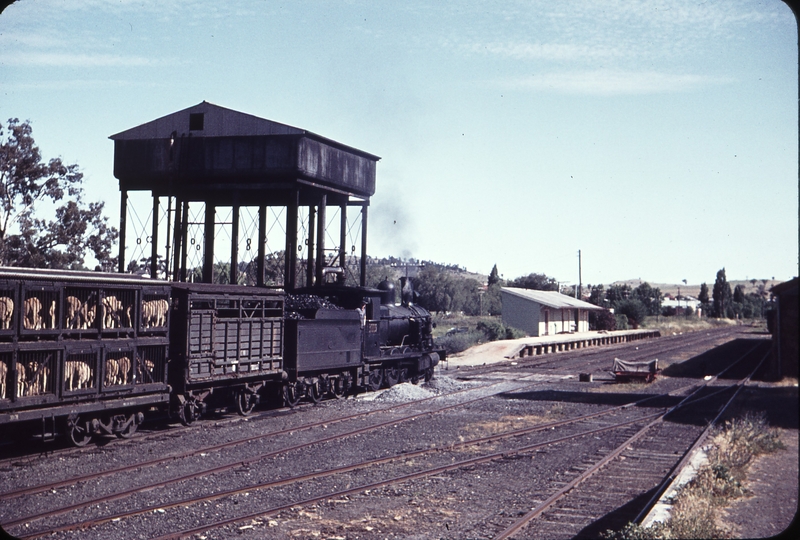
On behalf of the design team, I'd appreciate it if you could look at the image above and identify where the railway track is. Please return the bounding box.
[1,330,770,539]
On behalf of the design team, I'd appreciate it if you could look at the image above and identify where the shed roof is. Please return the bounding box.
[109,101,380,160]
[501,287,605,311]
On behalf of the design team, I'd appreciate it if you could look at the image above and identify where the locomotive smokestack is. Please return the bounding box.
[400,277,415,307]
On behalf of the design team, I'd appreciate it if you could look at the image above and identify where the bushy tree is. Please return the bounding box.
[632,282,662,316]
[616,298,648,329]
[605,284,632,306]
[590,309,616,330]
[510,272,558,291]
[588,284,606,307]
[0,118,118,270]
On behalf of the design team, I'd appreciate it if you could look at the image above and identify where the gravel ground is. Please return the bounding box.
[1,329,794,540]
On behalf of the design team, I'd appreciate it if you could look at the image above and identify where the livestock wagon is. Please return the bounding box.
[0,267,171,445]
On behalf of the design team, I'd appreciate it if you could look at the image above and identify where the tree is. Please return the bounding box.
[698,282,711,316]
[510,272,558,291]
[605,284,632,307]
[488,264,501,286]
[632,282,662,316]
[588,284,606,307]
[616,298,648,329]
[712,268,733,318]
[0,118,118,270]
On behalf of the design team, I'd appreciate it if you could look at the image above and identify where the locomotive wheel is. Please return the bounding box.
[424,366,434,382]
[68,416,92,447]
[307,381,322,404]
[236,390,256,416]
[367,368,383,392]
[329,377,345,399]
[385,367,401,387]
[283,383,301,408]
[116,414,138,439]
[179,400,198,426]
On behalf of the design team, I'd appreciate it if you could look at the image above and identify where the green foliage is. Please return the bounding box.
[436,330,484,355]
[488,263,501,286]
[510,272,558,291]
[590,309,616,330]
[476,319,525,341]
[632,282,663,316]
[614,313,629,330]
[712,268,733,318]
[606,284,632,306]
[615,298,648,328]
[0,118,118,270]
[588,284,606,306]
[485,284,503,316]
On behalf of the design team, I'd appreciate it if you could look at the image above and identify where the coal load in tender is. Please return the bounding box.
[284,294,343,319]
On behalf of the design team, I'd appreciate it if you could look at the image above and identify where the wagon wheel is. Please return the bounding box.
[410,373,421,385]
[367,368,383,392]
[283,383,301,408]
[424,366,434,382]
[385,366,401,387]
[179,400,198,426]
[399,368,409,384]
[328,376,346,399]
[116,414,138,439]
[236,390,256,416]
[68,416,92,447]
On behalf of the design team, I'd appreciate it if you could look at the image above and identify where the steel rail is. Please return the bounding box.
[631,346,771,525]
[14,407,664,539]
[494,341,767,539]
[11,376,704,538]
[0,379,507,501]
[5,379,542,528]
[146,414,665,540]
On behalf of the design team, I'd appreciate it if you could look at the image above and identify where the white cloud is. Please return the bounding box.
[471,42,627,61]
[502,69,734,95]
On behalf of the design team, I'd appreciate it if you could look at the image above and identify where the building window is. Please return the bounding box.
[189,113,204,131]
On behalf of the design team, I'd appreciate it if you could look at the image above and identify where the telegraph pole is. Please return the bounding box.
[576,250,582,299]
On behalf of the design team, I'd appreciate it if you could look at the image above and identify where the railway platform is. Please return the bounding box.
[446,329,661,368]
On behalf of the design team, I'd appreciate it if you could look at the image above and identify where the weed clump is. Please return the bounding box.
[602,412,784,540]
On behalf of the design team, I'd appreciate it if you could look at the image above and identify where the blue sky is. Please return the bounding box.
[0,0,796,286]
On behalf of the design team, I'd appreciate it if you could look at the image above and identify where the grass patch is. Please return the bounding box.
[642,316,744,336]
[602,412,784,540]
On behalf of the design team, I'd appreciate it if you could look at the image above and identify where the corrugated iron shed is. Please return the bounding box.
[501,287,605,311]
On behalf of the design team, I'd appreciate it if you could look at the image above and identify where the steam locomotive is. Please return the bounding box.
[0,267,443,446]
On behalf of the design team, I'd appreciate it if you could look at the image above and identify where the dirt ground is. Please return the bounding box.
[719,427,799,539]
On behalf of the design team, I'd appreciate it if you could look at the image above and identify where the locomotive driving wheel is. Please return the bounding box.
[236,389,256,416]
[385,366,401,387]
[283,382,301,408]
[367,368,383,392]
[424,366,434,382]
[67,415,92,447]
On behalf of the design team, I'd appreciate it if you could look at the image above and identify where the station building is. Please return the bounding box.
[501,287,605,337]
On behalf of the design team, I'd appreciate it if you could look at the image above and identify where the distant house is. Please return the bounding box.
[501,287,605,336]
[661,296,702,316]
